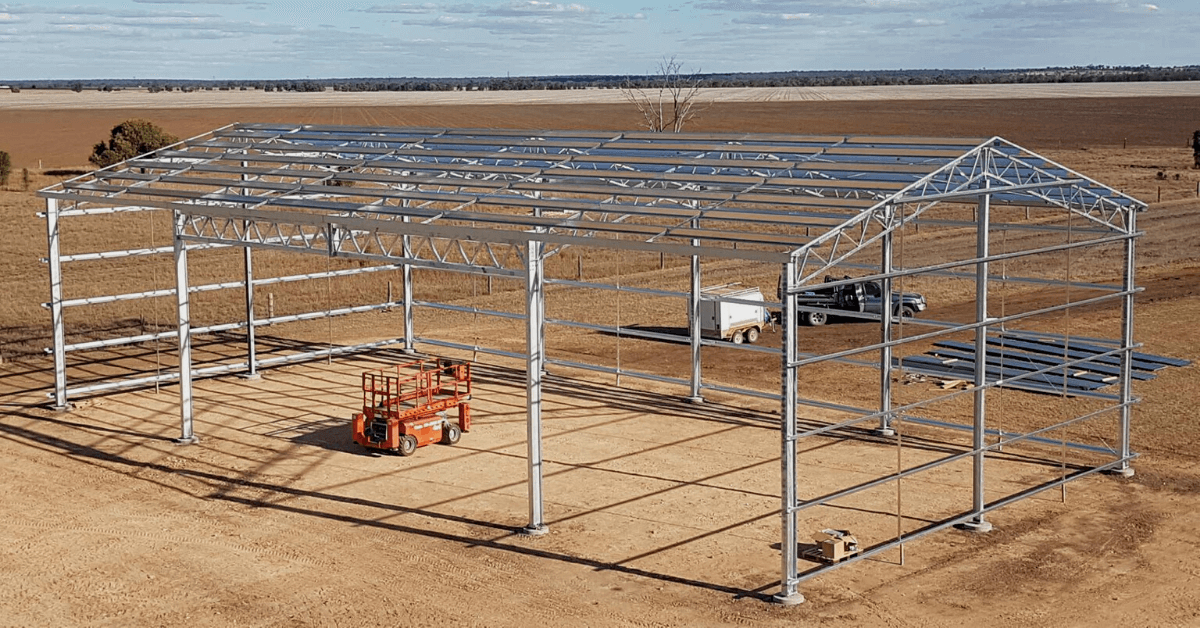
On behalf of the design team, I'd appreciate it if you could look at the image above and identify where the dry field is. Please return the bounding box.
[1,94,1199,627]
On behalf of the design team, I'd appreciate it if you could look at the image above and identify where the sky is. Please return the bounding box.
[0,0,1195,80]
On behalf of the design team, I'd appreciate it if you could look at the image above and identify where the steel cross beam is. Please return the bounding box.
[790,144,992,285]
[179,209,531,277]
[989,138,1145,233]
[173,201,791,263]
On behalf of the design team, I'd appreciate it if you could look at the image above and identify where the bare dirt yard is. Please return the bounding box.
[1,92,1199,627]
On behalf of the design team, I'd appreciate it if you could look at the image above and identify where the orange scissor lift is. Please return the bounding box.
[351,357,472,456]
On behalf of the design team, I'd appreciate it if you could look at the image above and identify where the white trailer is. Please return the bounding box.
[699,284,768,344]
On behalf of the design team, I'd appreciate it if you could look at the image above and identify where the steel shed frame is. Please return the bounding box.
[39,123,1146,603]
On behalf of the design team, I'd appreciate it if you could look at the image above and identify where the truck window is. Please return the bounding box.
[864,281,881,297]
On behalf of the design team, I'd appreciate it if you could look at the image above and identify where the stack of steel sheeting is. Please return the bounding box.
[900,331,1189,396]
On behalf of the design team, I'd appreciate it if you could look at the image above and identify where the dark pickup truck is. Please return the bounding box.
[779,275,928,326]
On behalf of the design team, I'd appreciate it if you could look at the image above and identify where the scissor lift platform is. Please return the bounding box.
[351,357,472,456]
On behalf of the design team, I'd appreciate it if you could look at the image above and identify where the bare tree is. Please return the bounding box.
[621,57,705,133]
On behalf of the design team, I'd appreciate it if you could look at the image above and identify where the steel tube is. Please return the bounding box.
[879,224,894,435]
[792,455,1136,586]
[174,211,196,443]
[545,358,691,388]
[244,243,257,377]
[969,185,991,530]
[417,338,527,361]
[787,289,1137,369]
[57,302,399,353]
[545,317,781,355]
[524,240,548,535]
[787,231,1136,295]
[57,242,228,263]
[791,341,1133,444]
[775,258,803,604]
[415,300,525,320]
[59,337,408,397]
[831,259,1124,294]
[545,278,686,300]
[689,228,703,402]
[699,382,781,402]
[48,264,412,310]
[1118,210,1137,473]
[402,215,415,353]
[890,177,1084,204]
[791,401,1132,520]
[46,198,68,409]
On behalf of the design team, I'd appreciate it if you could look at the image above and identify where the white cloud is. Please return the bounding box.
[360,3,440,14]
[696,0,949,15]
[133,0,266,5]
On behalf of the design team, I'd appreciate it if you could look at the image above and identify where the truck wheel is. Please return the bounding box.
[441,422,461,445]
[397,434,418,456]
[747,327,760,344]
[900,306,915,319]
[807,311,828,326]
[732,331,745,344]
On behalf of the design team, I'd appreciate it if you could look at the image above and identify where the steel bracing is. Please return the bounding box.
[39,124,1146,603]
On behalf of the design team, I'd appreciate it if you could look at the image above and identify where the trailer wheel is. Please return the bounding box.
[807,311,828,326]
[441,422,461,445]
[397,434,418,456]
[747,327,760,344]
[732,331,745,344]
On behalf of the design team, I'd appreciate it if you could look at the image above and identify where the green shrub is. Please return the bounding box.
[0,151,11,187]
[88,119,180,168]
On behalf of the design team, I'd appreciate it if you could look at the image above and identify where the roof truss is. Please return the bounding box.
[41,123,1146,282]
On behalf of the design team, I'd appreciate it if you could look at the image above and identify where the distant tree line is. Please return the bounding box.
[8,65,1200,94]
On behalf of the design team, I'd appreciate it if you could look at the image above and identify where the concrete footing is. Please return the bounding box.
[1105,466,1135,478]
[955,519,993,534]
[172,435,201,446]
[518,524,549,537]
[771,592,806,606]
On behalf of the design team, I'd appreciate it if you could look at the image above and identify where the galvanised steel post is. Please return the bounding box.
[402,214,415,353]
[243,240,258,377]
[774,257,804,605]
[962,180,993,533]
[877,219,896,436]
[688,229,702,402]
[522,239,548,536]
[242,164,257,377]
[174,211,198,444]
[46,198,68,410]
[1117,210,1137,476]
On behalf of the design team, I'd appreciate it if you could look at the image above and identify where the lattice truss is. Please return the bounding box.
[43,123,1144,278]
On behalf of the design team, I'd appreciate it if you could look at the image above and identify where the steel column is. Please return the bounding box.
[962,184,993,532]
[774,257,804,605]
[522,240,548,536]
[173,210,198,444]
[46,198,68,410]
[688,231,703,402]
[877,224,896,436]
[402,215,415,353]
[242,244,258,377]
[241,163,257,378]
[1117,210,1137,476]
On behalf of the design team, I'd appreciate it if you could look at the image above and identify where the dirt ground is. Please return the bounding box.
[1,94,1199,627]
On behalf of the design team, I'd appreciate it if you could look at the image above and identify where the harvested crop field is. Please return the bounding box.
[1,90,1199,627]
